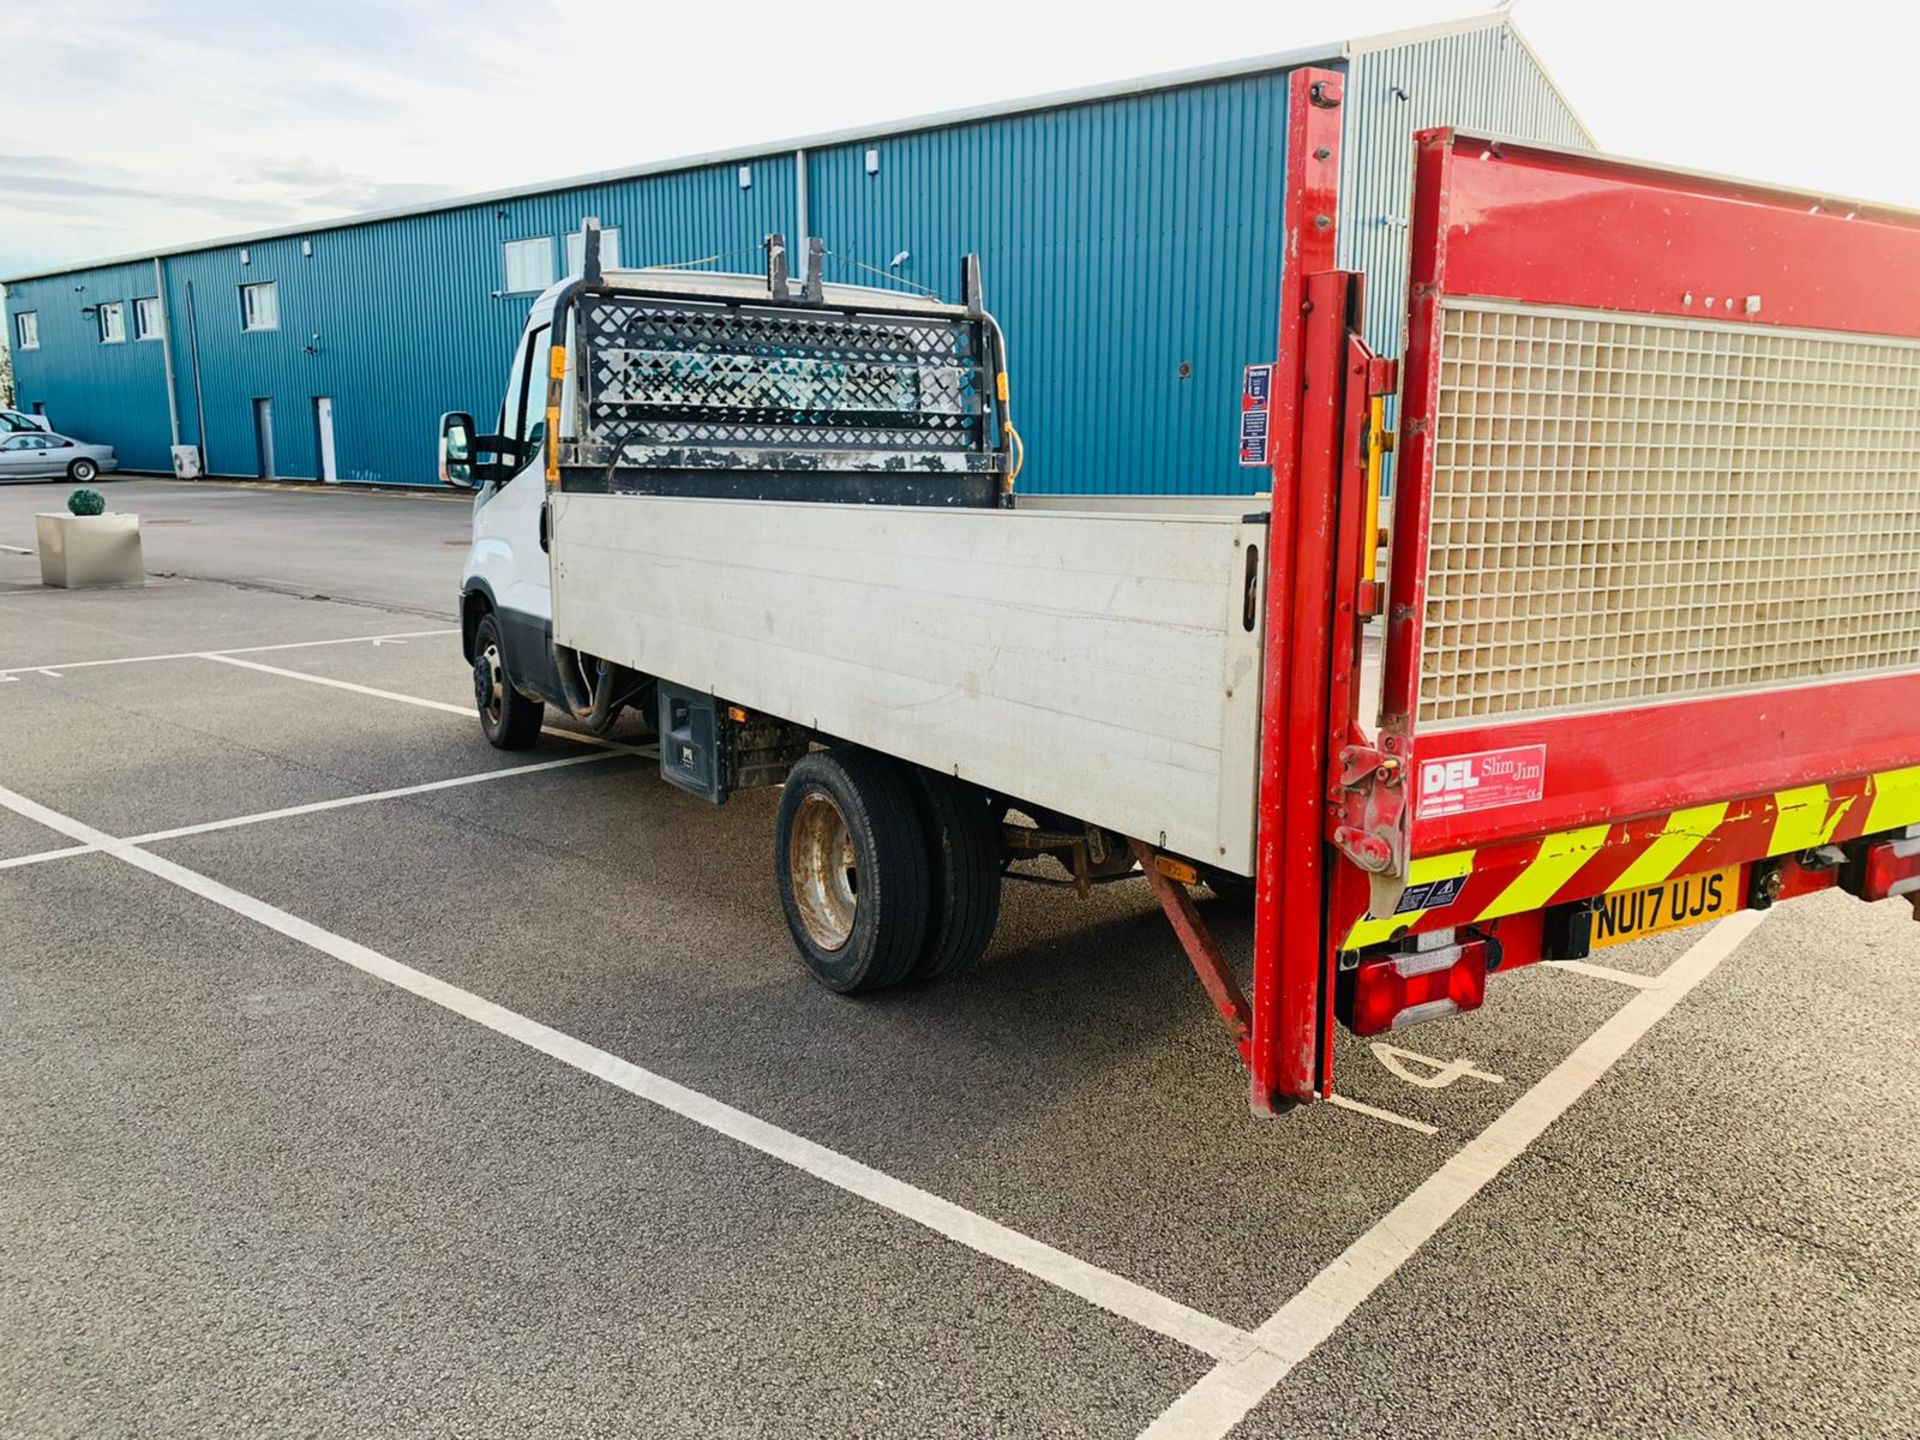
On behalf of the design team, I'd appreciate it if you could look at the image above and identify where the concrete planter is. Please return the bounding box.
[36,512,145,588]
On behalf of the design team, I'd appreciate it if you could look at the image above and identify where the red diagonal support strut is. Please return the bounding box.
[1130,840,1251,1054]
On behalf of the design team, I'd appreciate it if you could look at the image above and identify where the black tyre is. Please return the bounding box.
[471,611,544,750]
[68,458,99,482]
[905,768,1002,981]
[775,749,930,993]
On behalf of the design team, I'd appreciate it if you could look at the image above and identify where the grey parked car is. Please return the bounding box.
[0,431,117,482]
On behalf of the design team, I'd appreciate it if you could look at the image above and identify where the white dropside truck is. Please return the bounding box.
[442,111,1920,1116]
[441,228,1266,998]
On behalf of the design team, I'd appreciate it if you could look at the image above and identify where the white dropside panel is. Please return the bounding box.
[550,494,1266,873]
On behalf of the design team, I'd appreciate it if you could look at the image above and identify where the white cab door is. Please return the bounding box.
[468,317,553,632]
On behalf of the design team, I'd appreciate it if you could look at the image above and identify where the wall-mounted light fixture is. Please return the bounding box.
[301,239,314,257]
[239,248,251,265]
[865,148,880,176]
[738,166,753,190]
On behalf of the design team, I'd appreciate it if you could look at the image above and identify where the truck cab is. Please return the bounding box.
[444,282,569,730]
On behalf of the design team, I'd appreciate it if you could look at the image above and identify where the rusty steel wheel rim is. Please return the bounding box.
[788,791,858,952]
[476,642,506,727]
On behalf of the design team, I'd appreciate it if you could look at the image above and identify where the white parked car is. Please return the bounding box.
[0,431,117,482]
[0,409,52,434]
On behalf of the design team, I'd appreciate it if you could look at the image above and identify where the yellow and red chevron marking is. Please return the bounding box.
[1342,764,1920,950]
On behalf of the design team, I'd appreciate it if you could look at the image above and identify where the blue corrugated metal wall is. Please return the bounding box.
[808,72,1292,495]
[5,260,176,472]
[157,156,794,485]
[5,21,1587,495]
[1339,25,1591,356]
[9,158,794,485]
[1337,25,1589,499]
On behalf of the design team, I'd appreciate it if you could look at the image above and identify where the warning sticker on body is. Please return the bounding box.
[1239,363,1273,467]
[1418,744,1547,818]
[1392,872,1469,915]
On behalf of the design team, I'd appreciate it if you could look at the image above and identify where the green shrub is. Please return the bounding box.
[67,488,106,517]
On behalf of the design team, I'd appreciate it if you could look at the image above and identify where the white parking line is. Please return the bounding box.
[198,653,633,752]
[0,842,96,871]
[204,652,474,714]
[9,641,637,756]
[1138,908,1766,1439]
[1547,958,1661,989]
[0,750,637,875]
[1326,1094,1439,1136]
[0,628,455,680]
[129,750,640,845]
[0,779,1250,1363]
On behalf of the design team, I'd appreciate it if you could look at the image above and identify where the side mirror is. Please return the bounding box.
[439,411,476,488]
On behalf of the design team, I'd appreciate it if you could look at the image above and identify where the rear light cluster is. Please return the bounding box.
[1336,828,1918,1043]
[1857,828,1920,905]
[1341,930,1494,1037]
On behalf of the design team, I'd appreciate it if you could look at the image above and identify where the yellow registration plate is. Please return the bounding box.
[1591,866,1741,949]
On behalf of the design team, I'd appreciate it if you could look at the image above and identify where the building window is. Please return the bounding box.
[98,302,126,344]
[502,237,554,294]
[241,282,279,332]
[565,227,621,276]
[134,297,163,340]
[13,312,36,351]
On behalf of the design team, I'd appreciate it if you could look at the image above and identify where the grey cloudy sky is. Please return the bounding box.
[3,0,1918,278]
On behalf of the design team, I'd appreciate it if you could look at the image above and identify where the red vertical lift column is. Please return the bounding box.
[1249,66,1353,1112]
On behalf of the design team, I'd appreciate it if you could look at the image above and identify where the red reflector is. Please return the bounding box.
[1862,836,1920,901]
[1348,939,1489,1038]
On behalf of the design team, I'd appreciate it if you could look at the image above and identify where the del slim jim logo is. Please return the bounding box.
[1418,744,1547,818]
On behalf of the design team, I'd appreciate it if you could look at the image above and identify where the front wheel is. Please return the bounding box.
[472,611,544,749]
[775,749,930,993]
[67,458,99,483]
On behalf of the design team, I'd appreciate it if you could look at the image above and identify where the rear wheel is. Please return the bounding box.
[472,611,544,749]
[775,749,930,993]
[67,458,98,482]
[1205,873,1257,914]
[905,768,1002,980]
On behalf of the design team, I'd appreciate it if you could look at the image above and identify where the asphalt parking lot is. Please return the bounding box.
[3,479,1918,1439]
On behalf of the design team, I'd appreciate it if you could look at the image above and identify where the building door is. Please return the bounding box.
[253,398,275,479]
[313,397,338,482]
